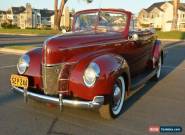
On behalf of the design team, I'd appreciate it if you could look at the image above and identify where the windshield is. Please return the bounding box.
[74,11,127,32]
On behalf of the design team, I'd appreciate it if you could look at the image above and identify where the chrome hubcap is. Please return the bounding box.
[112,77,125,115]
[113,85,122,111]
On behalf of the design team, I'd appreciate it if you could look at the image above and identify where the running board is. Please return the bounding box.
[131,69,157,91]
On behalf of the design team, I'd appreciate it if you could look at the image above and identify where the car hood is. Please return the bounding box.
[46,31,123,48]
[43,31,124,64]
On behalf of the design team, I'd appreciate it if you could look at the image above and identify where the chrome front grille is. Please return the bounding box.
[42,63,75,95]
[42,64,63,95]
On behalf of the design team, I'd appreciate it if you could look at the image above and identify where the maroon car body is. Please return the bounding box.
[11,9,164,119]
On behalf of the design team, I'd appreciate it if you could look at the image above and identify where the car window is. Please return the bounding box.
[98,12,127,32]
[74,13,98,31]
[129,15,137,32]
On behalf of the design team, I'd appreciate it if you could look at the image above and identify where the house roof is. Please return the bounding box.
[40,9,54,18]
[144,1,185,12]
[7,6,26,14]
[145,2,167,12]
[0,10,6,14]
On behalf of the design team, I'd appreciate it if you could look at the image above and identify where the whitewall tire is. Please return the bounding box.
[154,56,162,80]
[99,76,126,119]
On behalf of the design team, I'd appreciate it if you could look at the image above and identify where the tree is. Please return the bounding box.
[172,0,180,31]
[54,0,93,31]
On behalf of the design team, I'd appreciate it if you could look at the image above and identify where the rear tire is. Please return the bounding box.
[99,76,126,120]
[153,55,162,80]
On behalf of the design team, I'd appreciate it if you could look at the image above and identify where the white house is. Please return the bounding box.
[6,6,26,27]
[19,4,54,29]
[138,1,185,31]
[0,3,54,29]
[0,10,6,27]
[40,9,54,27]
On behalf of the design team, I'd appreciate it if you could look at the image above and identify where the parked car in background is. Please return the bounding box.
[11,8,164,119]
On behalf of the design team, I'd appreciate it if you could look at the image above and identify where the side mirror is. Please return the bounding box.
[129,33,139,41]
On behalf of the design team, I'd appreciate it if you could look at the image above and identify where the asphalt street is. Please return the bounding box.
[0,42,185,135]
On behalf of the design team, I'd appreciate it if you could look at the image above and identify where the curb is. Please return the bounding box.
[161,41,184,48]
[0,48,27,55]
[0,33,54,37]
[160,39,185,42]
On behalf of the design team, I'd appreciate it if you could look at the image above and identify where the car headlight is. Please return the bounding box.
[83,62,100,87]
[17,54,30,75]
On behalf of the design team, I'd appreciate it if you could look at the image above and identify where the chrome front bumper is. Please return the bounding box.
[12,87,104,110]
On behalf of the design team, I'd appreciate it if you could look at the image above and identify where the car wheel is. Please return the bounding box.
[99,76,126,119]
[153,55,162,80]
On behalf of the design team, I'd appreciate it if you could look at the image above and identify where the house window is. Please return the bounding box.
[180,24,185,28]
[143,14,148,18]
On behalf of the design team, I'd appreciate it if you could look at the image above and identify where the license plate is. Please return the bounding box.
[10,74,29,89]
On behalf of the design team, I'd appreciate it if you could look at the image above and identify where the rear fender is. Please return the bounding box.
[152,40,163,67]
[152,40,161,58]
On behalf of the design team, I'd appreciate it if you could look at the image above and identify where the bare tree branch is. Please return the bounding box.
[54,0,93,31]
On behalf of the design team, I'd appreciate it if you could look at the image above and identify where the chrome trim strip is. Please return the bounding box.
[59,39,127,51]
[12,87,104,109]
[59,79,69,81]
[43,41,47,90]
[42,61,78,67]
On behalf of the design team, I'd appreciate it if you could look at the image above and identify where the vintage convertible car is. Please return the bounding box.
[10,8,164,119]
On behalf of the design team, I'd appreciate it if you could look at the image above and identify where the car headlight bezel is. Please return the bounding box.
[83,62,100,87]
[17,54,30,75]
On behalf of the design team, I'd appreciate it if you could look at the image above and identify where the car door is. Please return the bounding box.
[121,16,153,77]
[120,38,146,77]
[131,31,154,75]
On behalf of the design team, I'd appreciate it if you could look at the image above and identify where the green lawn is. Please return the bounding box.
[157,31,185,40]
[1,28,185,39]
[0,28,59,35]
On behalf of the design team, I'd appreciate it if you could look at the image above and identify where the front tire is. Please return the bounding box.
[99,76,126,119]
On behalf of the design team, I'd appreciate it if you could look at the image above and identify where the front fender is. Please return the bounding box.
[23,47,43,89]
[69,54,130,100]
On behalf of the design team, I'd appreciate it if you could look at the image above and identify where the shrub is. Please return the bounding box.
[1,23,19,29]
[154,28,162,31]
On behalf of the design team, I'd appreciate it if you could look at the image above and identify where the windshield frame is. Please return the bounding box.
[72,9,129,33]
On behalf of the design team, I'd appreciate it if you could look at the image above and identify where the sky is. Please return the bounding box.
[1,0,185,14]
